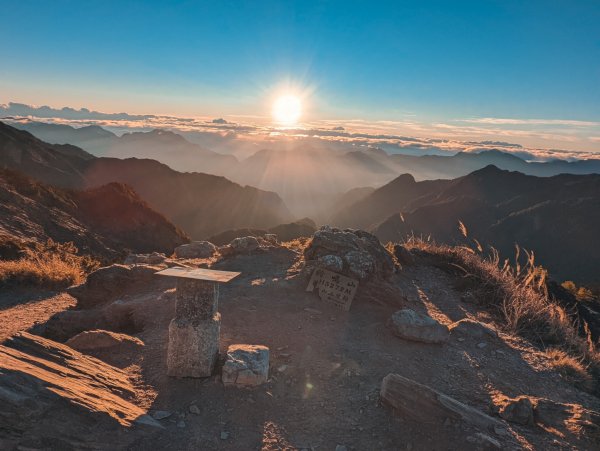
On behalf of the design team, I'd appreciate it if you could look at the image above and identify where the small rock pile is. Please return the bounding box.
[303,226,395,280]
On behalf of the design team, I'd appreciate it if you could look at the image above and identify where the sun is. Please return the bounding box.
[272,94,302,125]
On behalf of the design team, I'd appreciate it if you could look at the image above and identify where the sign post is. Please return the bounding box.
[155,267,240,378]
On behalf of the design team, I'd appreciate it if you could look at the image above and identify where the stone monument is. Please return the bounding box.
[155,267,240,377]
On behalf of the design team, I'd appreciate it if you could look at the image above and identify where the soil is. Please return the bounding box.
[1,246,599,450]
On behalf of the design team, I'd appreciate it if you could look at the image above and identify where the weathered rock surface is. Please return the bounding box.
[380,373,505,432]
[222,344,270,387]
[449,318,498,339]
[0,332,160,450]
[304,226,394,280]
[389,309,450,344]
[393,244,415,266]
[230,236,261,253]
[174,241,217,259]
[124,252,166,265]
[66,329,144,351]
[67,263,159,308]
[167,314,221,378]
[498,396,534,425]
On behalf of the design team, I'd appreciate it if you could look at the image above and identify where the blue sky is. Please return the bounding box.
[1,1,600,150]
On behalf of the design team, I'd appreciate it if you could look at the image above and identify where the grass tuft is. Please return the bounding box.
[0,239,99,289]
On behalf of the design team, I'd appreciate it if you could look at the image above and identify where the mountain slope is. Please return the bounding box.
[83,157,293,238]
[0,169,188,259]
[362,166,600,283]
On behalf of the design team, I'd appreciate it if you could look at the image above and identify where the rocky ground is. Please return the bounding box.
[1,230,599,450]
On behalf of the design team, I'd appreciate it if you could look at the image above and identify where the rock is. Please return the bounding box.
[335,446,348,451]
[151,410,172,420]
[264,233,278,244]
[380,374,505,432]
[230,236,260,253]
[66,329,144,351]
[189,405,200,415]
[177,420,186,428]
[477,342,488,349]
[174,241,217,259]
[222,344,270,387]
[393,244,415,266]
[388,309,449,344]
[450,319,498,339]
[67,264,158,308]
[0,332,160,449]
[466,433,501,450]
[498,396,534,425]
[124,252,166,265]
[220,431,230,440]
[304,227,394,281]
[167,314,221,378]
[318,254,344,272]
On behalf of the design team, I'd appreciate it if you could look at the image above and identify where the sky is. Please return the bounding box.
[1,0,600,152]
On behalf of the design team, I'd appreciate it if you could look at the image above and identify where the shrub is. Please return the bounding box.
[0,239,99,289]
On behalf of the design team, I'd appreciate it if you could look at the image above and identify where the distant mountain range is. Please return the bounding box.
[333,166,600,284]
[0,122,293,239]
[9,120,600,221]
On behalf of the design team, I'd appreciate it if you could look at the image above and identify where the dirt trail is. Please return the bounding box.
[0,289,75,342]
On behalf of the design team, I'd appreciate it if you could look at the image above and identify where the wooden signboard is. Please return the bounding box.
[155,267,240,283]
[306,268,359,311]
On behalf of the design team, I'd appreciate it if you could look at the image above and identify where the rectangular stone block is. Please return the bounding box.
[222,344,270,387]
[167,313,220,378]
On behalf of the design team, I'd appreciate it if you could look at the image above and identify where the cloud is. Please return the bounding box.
[0,102,155,121]
[461,117,600,127]
[3,101,599,162]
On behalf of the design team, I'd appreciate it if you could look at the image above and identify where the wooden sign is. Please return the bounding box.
[155,267,240,283]
[306,268,359,311]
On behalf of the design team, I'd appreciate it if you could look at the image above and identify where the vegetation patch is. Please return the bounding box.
[0,239,99,289]
[402,231,600,393]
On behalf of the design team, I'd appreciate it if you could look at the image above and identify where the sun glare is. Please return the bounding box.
[272,94,302,125]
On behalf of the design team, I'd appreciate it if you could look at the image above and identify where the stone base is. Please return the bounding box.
[167,313,220,378]
[222,344,270,387]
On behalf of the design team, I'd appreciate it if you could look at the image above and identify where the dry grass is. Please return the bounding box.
[0,239,99,289]
[281,237,311,252]
[545,348,593,391]
[402,234,600,391]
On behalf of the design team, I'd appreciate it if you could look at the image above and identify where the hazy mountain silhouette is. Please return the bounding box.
[10,121,600,222]
[0,122,293,239]
[337,165,600,283]
[11,121,237,176]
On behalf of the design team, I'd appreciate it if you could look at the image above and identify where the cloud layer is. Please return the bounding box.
[2,101,599,162]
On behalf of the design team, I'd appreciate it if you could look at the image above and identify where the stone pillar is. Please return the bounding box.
[167,279,220,377]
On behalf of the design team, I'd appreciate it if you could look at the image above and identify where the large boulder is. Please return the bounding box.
[174,241,217,259]
[67,264,158,309]
[304,227,394,280]
[230,236,260,253]
[66,329,144,351]
[388,309,449,344]
[222,344,270,387]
